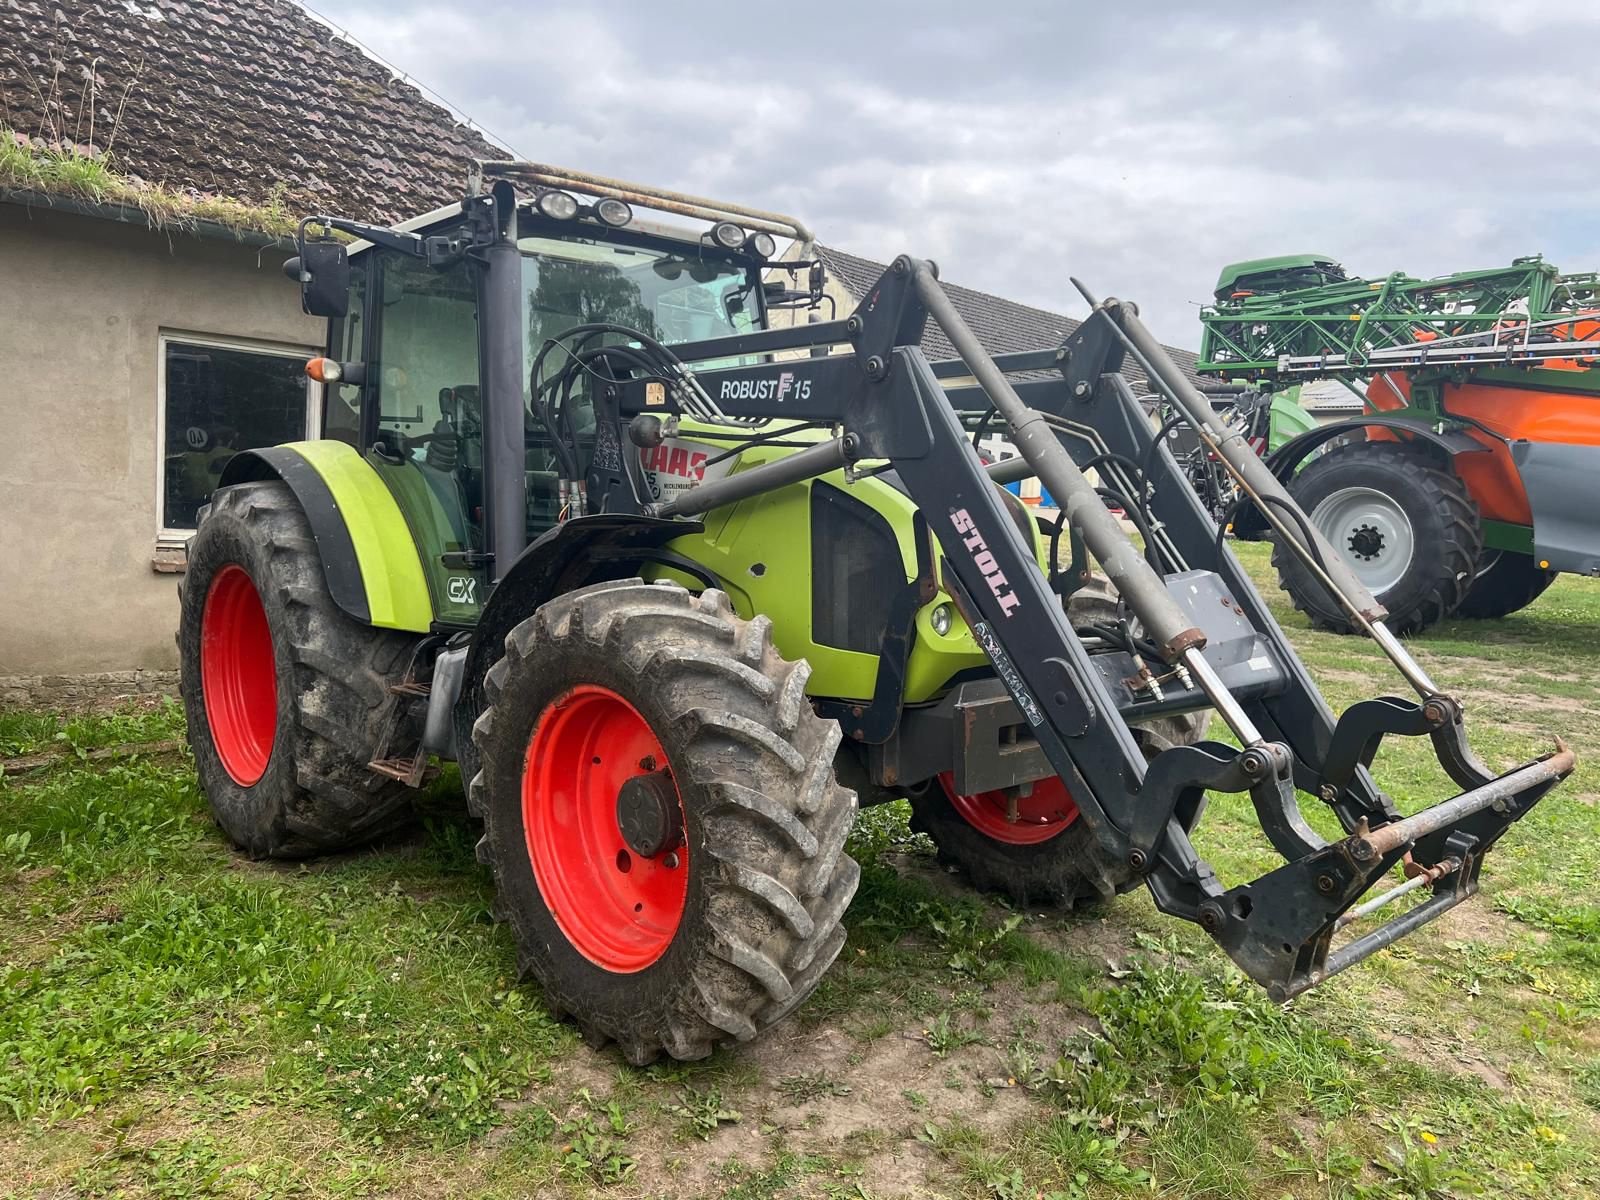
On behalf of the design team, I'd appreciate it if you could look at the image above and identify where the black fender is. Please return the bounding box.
[1236,417,1491,538]
[212,447,375,624]
[453,515,707,759]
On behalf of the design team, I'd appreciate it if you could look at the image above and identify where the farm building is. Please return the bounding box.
[807,244,1206,393]
[0,0,500,700]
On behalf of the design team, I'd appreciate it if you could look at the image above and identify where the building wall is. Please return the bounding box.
[0,203,323,683]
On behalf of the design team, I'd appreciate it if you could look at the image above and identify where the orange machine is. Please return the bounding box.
[1200,254,1600,633]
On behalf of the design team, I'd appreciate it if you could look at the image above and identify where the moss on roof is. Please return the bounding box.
[0,0,501,224]
[1,127,301,240]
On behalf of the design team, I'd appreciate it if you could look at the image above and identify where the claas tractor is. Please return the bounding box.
[178,164,1573,1063]
[1199,254,1600,634]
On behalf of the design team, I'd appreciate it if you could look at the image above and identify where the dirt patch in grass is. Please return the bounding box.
[1315,666,1389,688]
[1477,691,1596,716]
[611,1020,1037,1199]
[1380,1028,1511,1093]
[1436,898,1521,947]
[755,1023,1031,1139]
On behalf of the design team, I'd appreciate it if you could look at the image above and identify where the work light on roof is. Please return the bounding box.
[710,221,747,250]
[750,232,777,259]
[537,190,580,220]
[595,197,633,227]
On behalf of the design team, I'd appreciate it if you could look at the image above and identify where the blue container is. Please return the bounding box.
[1002,479,1055,506]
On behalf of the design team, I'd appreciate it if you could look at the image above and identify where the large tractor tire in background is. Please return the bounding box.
[1456,551,1558,619]
[1273,441,1480,635]
[909,577,1209,909]
[179,481,423,858]
[470,579,858,1065]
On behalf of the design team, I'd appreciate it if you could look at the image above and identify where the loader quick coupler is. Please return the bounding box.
[591,252,1573,1003]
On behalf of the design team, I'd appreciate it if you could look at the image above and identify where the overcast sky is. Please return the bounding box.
[309,0,1600,346]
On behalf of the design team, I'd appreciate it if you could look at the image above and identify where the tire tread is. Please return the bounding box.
[179,480,421,858]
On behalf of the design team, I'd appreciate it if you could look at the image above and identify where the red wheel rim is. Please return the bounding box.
[523,685,688,973]
[938,772,1078,845]
[200,564,278,786]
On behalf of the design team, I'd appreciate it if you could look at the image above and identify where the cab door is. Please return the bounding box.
[358,246,488,626]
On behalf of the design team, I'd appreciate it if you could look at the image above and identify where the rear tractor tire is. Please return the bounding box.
[469,579,859,1064]
[1456,551,1557,619]
[910,576,1210,909]
[1273,441,1480,635]
[178,481,423,858]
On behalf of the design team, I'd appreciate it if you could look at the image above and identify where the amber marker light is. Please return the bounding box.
[305,357,341,383]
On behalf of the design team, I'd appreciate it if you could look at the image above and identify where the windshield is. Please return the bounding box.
[519,234,759,352]
[516,233,761,529]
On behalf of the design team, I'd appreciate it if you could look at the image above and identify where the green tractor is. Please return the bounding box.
[179,164,1571,1063]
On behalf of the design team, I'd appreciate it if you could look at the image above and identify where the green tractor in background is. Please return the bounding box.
[178,164,1572,1063]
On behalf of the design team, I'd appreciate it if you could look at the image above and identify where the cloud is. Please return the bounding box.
[307,0,1600,345]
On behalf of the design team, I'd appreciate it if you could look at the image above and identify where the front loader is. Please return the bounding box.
[177,165,1573,1063]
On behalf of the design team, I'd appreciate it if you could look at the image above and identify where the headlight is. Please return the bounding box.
[750,231,777,259]
[710,221,746,249]
[537,190,580,220]
[930,603,955,637]
[595,197,633,227]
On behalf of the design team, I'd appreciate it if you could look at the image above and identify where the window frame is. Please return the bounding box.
[154,330,321,542]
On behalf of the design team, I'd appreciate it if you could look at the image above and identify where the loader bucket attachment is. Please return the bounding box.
[590,256,1573,1000]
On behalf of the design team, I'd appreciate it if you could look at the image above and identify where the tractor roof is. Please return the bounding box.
[1214,255,1343,295]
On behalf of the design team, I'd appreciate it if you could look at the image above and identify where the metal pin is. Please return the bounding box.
[1335,858,1460,931]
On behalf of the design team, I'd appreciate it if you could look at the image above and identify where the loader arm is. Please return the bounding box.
[586,257,1571,1001]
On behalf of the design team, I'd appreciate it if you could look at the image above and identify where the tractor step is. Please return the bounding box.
[368,753,436,787]
[365,649,441,788]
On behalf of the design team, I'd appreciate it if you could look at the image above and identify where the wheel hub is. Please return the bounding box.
[1310,485,1416,595]
[617,769,683,859]
[938,772,1078,845]
[1347,523,1385,561]
[200,564,277,787]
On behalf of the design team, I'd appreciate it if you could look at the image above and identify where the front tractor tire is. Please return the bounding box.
[470,580,859,1064]
[909,577,1209,909]
[1273,441,1480,635]
[179,481,423,858]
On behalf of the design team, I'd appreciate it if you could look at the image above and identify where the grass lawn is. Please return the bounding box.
[4,542,1599,1198]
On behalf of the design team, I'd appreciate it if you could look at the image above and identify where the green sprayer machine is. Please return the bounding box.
[1198,254,1600,633]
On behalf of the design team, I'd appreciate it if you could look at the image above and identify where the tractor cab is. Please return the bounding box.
[287,169,825,625]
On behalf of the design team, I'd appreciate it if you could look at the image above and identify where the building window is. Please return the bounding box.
[159,335,316,533]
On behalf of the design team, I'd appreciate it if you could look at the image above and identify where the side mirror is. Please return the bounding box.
[283,240,350,318]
